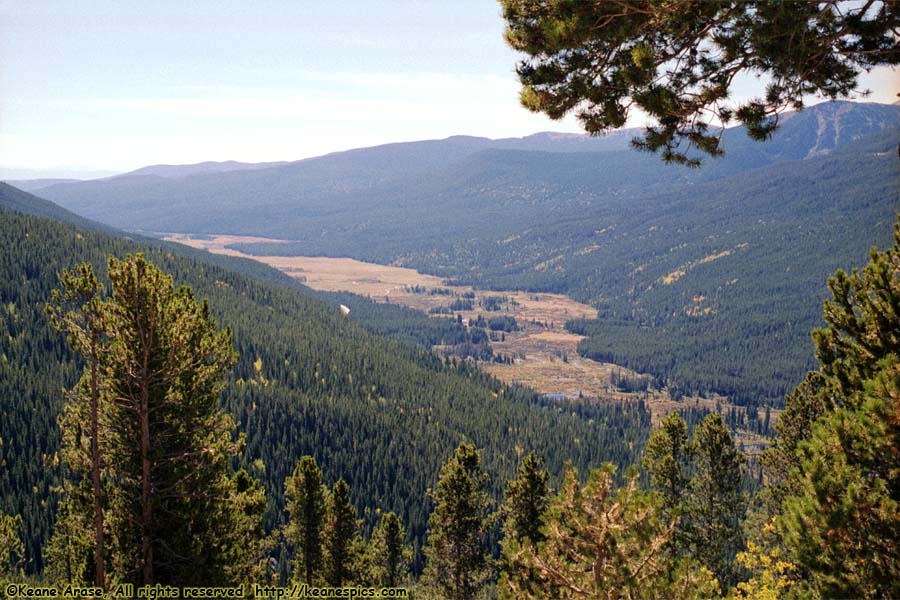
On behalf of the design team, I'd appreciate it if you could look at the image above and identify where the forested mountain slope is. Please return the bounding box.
[0,182,489,355]
[34,102,899,236]
[0,194,650,574]
[26,102,900,407]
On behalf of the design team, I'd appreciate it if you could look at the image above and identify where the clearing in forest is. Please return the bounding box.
[164,233,771,433]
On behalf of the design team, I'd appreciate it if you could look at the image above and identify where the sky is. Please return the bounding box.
[1,0,897,177]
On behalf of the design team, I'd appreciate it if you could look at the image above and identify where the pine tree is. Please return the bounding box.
[500,0,900,165]
[682,413,746,588]
[498,451,549,600]
[422,443,493,600]
[45,254,261,586]
[100,254,242,585]
[0,511,24,577]
[215,469,271,586]
[46,263,107,588]
[501,451,549,545]
[502,464,720,599]
[323,479,362,587]
[369,512,411,588]
[44,480,95,586]
[761,372,831,509]
[813,221,900,398]
[780,357,900,598]
[643,412,691,517]
[285,456,326,585]
[773,219,900,598]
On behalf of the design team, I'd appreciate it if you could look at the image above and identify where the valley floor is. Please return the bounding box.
[163,232,774,439]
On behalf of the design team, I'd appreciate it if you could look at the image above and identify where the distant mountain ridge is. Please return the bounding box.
[0,182,119,234]
[120,160,291,179]
[31,101,899,235]
[14,100,900,407]
[2,178,81,193]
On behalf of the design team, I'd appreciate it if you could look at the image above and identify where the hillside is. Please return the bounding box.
[29,101,899,407]
[1,179,81,193]
[121,160,290,179]
[0,189,650,573]
[34,102,899,235]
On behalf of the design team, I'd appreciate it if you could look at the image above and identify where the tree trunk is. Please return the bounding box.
[140,334,153,585]
[90,329,106,589]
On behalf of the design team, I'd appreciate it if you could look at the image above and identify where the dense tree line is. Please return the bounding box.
[220,125,897,411]
[0,206,650,575]
[236,126,898,409]
[3,184,898,597]
[43,255,263,586]
[312,289,489,354]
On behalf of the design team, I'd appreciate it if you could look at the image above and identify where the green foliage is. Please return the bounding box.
[760,373,831,510]
[771,218,900,598]
[217,469,271,586]
[643,412,691,516]
[314,289,488,354]
[43,496,93,586]
[45,263,107,587]
[105,255,245,585]
[780,358,900,599]
[500,452,548,545]
[500,0,899,164]
[423,443,493,600]
[44,254,262,587]
[0,512,23,577]
[323,479,364,587]
[39,274,103,585]
[368,512,411,588]
[487,316,518,333]
[643,412,747,588]
[683,413,747,588]
[0,204,651,573]
[497,452,548,600]
[501,464,721,599]
[0,510,26,600]
[813,220,900,398]
[285,456,326,585]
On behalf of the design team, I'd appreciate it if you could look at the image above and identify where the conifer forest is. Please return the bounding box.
[1,2,899,599]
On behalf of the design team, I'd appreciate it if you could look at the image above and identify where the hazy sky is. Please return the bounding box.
[1,1,896,175]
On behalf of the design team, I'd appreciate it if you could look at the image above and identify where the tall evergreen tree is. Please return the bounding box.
[781,357,900,598]
[44,491,93,586]
[100,254,243,585]
[0,511,24,578]
[323,479,362,587]
[46,264,107,588]
[773,218,900,598]
[215,469,271,586]
[502,464,720,599]
[643,412,691,517]
[45,254,262,586]
[813,222,900,398]
[498,451,549,600]
[761,372,831,510]
[422,443,493,600]
[501,451,549,545]
[285,456,326,585]
[369,512,411,588]
[683,413,746,588]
